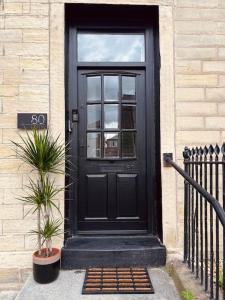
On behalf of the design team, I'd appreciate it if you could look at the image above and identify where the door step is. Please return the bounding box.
[61,235,166,269]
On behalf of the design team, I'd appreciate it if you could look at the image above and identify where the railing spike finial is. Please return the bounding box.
[191,147,195,156]
[208,144,214,155]
[215,144,220,156]
[221,143,225,156]
[199,146,204,156]
[183,146,190,159]
[195,146,199,156]
[203,145,208,156]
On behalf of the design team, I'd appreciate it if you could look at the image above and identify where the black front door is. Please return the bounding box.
[78,70,147,231]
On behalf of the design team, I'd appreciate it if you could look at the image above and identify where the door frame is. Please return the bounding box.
[65,4,161,239]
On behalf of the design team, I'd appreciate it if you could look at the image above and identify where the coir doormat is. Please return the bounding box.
[82,267,154,294]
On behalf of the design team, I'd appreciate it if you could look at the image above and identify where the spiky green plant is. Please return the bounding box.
[12,129,67,257]
[181,290,196,300]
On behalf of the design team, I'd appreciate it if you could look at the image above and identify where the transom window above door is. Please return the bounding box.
[86,74,137,159]
[77,32,145,62]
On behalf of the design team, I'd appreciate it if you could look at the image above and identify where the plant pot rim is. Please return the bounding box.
[33,248,61,266]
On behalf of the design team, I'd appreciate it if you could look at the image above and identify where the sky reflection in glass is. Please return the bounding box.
[78,33,145,62]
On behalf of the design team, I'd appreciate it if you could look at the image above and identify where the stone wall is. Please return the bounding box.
[0,0,224,267]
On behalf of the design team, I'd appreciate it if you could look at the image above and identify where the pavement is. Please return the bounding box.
[16,268,181,300]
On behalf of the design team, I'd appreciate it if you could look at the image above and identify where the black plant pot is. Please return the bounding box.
[33,248,61,284]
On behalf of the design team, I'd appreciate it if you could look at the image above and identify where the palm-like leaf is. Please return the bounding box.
[31,218,63,241]
[12,129,66,174]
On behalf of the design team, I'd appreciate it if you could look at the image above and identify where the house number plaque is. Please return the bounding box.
[17,113,47,129]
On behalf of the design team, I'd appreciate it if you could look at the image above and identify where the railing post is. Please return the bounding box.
[183,147,190,263]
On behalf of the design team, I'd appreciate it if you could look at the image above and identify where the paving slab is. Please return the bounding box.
[16,268,180,300]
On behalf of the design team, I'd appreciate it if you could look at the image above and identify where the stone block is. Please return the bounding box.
[175,60,201,73]
[176,102,217,116]
[20,57,49,71]
[3,129,26,144]
[205,117,225,129]
[4,42,49,56]
[0,159,31,173]
[203,61,225,73]
[22,29,48,43]
[0,144,16,159]
[206,88,225,101]
[176,116,204,130]
[0,57,19,69]
[175,21,218,34]
[0,114,17,129]
[176,131,220,144]
[176,88,205,101]
[22,3,30,14]
[176,0,218,7]
[3,220,36,234]
[0,205,23,220]
[16,101,49,113]
[19,85,49,102]
[218,103,225,115]
[0,86,18,97]
[5,16,48,29]
[219,75,225,87]
[0,175,22,189]
[30,3,49,15]
[4,3,22,14]
[4,189,25,205]
[176,34,225,48]
[176,74,218,87]
[0,30,22,42]
[0,268,20,284]
[0,235,24,251]
[176,48,217,60]
[218,48,225,58]
[175,8,225,20]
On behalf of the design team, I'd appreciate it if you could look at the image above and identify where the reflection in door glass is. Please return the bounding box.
[104,104,119,129]
[87,76,101,102]
[122,76,136,101]
[104,76,119,101]
[122,132,136,157]
[87,104,101,129]
[78,33,145,62]
[121,105,136,129]
[104,133,120,158]
[87,132,101,158]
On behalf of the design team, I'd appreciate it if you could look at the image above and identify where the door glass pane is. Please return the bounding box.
[78,33,145,62]
[122,76,136,101]
[87,76,101,102]
[87,132,101,158]
[122,132,136,158]
[87,104,101,129]
[104,133,119,158]
[104,76,119,101]
[121,105,136,129]
[104,104,119,129]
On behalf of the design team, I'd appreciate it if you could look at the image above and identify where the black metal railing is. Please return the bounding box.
[164,145,225,300]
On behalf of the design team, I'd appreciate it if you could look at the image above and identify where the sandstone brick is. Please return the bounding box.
[0,221,2,235]
[3,69,20,85]
[0,159,31,173]
[4,42,49,56]
[176,116,204,130]
[23,29,48,43]
[203,61,225,73]
[30,3,49,15]
[5,16,48,29]
[3,129,27,144]
[2,98,17,114]
[205,117,225,129]
[19,85,49,102]
[0,16,4,29]
[0,268,20,284]
[17,101,49,113]
[22,3,30,14]
[206,88,225,101]
[23,205,37,220]
[0,113,16,128]
[0,190,4,204]
[4,3,22,14]
[219,75,225,87]
[0,44,3,56]
[218,103,225,115]
[0,175,22,189]
[0,85,18,97]
[0,57,19,69]
[176,131,220,144]
[218,48,225,58]
[175,60,201,74]
[175,8,225,20]
[0,71,3,84]
[176,74,218,87]
[176,102,217,116]
[175,21,218,34]
[0,29,22,42]
[21,70,49,85]
[176,48,217,60]
[20,56,49,71]
[4,189,25,204]
[0,251,32,268]
[0,205,23,220]
[0,144,16,158]
[176,34,225,48]
[3,219,36,234]
[176,0,219,7]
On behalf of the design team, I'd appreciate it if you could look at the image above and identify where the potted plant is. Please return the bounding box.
[13,129,66,284]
